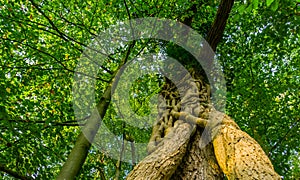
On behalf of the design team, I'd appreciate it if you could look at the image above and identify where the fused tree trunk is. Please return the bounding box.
[171,128,223,179]
[127,68,281,179]
[127,68,223,179]
[126,0,281,177]
[59,0,281,178]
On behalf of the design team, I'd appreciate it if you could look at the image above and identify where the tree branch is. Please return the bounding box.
[0,118,85,127]
[0,164,33,180]
[269,118,299,156]
[206,0,235,52]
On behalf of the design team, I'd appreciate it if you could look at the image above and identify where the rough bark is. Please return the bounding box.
[127,68,203,179]
[127,67,281,179]
[211,114,281,179]
[169,109,281,179]
[127,68,222,179]
[206,0,235,52]
[171,128,223,179]
[126,122,195,179]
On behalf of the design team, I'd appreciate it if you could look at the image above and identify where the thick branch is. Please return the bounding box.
[206,0,235,52]
[212,114,281,179]
[127,122,195,179]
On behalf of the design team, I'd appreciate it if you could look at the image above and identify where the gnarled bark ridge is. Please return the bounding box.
[212,114,281,179]
[127,68,222,179]
[127,68,281,179]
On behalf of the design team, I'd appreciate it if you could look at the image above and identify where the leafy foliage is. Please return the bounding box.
[0,0,299,179]
[219,0,300,177]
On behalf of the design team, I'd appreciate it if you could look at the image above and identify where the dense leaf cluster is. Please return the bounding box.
[0,0,299,179]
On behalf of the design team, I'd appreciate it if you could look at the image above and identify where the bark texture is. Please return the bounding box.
[127,68,223,179]
[127,68,281,179]
[171,128,223,179]
[211,114,281,179]
[126,122,195,179]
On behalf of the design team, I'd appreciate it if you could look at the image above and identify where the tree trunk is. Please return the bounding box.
[127,0,280,178]
[127,68,281,179]
[57,81,113,180]
[127,68,223,179]
[57,63,125,179]
[171,128,223,179]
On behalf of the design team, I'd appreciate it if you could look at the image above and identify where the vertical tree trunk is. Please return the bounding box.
[171,128,223,179]
[127,68,223,179]
[57,83,113,180]
[114,136,125,180]
[127,68,281,179]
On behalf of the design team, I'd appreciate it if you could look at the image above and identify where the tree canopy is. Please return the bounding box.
[0,0,299,179]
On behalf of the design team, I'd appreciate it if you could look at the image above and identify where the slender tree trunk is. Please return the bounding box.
[57,80,113,180]
[130,142,136,167]
[114,136,125,180]
[58,40,135,179]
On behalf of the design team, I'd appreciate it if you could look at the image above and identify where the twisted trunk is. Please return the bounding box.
[127,68,223,179]
[127,68,281,179]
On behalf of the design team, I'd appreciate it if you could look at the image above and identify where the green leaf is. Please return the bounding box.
[237,4,247,14]
[270,0,279,11]
[253,0,259,9]
[245,4,253,13]
[266,0,275,7]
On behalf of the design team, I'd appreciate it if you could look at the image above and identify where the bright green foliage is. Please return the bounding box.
[219,0,300,177]
[0,0,299,179]
[287,152,300,179]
